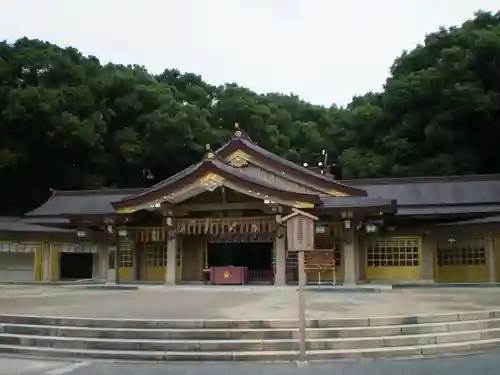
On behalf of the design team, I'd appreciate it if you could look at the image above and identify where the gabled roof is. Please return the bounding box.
[112,156,322,211]
[215,131,366,197]
[24,188,142,217]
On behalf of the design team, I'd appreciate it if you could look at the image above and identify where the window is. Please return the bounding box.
[367,238,420,267]
[146,244,167,267]
[119,242,133,268]
[437,238,486,266]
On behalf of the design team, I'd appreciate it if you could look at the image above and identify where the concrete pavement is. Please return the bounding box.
[2,285,500,319]
[0,357,74,375]
[3,351,500,375]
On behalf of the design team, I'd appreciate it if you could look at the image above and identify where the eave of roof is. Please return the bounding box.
[22,172,500,218]
[113,157,322,209]
[438,214,500,226]
[215,136,367,197]
[397,204,500,216]
[0,217,76,233]
[24,188,142,217]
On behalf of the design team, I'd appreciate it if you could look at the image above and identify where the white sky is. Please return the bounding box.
[2,0,499,106]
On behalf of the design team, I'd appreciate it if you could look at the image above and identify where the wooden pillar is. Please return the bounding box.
[487,232,495,282]
[49,244,60,282]
[98,245,109,281]
[114,232,121,284]
[41,242,51,281]
[421,234,436,282]
[274,235,286,286]
[343,242,356,285]
[165,235,177,285]
[343,227,358,285]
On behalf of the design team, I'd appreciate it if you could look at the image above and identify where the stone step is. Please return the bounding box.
[1,337,500,361]
[1,327,500,351]
[4,317,500,339]
[1,311,498,329]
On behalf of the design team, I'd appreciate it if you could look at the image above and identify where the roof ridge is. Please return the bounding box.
[215,137,366,196]
[52,187,145,196]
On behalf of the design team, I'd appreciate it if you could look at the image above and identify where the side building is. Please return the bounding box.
[2,126,500,284]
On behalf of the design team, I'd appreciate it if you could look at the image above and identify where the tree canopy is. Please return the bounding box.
[1,10,500,215]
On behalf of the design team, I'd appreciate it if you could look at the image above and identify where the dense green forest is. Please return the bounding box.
[1,11,500,215]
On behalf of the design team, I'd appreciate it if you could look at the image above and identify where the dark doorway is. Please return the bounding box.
[60,253,94,280]
[207,242,273,283]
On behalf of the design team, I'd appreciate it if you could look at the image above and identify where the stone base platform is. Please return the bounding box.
[2,310,500,361]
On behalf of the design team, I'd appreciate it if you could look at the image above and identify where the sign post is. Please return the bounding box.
[280,208,318,363]
[298,249,307,362]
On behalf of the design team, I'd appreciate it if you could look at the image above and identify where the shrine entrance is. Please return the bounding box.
[207,234,274,283]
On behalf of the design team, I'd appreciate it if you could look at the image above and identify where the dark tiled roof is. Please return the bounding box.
[216,137,367,196]
[22,174,500,218]
[0,217,75,233]
[25,188,142,217]
[212,158,306,193]
[235,138,354,187]
[118,161,203,203]
[343,174,500,206]
[115,157,322,209]
[22,217,70,225]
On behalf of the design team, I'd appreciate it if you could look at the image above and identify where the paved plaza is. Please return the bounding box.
[2,351,500,375]
[1,285,500,319]
[2,285,500,374]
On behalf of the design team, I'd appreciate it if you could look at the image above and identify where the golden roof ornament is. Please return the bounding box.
[234,122,242,137]
[205,144,214,160]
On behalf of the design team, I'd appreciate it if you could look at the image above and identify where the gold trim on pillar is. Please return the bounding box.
[34,245,43,281]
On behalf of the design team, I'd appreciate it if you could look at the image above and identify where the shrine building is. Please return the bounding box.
[2,124,500,285]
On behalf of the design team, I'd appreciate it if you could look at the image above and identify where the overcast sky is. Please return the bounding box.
[2,0,499,106]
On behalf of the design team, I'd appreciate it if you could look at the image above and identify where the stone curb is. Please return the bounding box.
[2,327,500,351]
[78,285,139,290]
[1,337,500,361]
[392,282,500,289]
[5,317,500,340]
[0,281,105,286]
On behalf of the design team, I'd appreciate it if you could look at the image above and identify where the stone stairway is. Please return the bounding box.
[1,311,500,361]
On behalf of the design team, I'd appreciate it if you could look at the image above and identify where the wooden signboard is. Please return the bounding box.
[281,209,318,252]
[304,250,335,271]
[304,249,337,286]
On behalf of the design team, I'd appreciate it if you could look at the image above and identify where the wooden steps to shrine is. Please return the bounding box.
[1,311,500,361]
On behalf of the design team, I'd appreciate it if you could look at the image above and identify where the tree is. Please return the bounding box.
[0,10,500,215]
